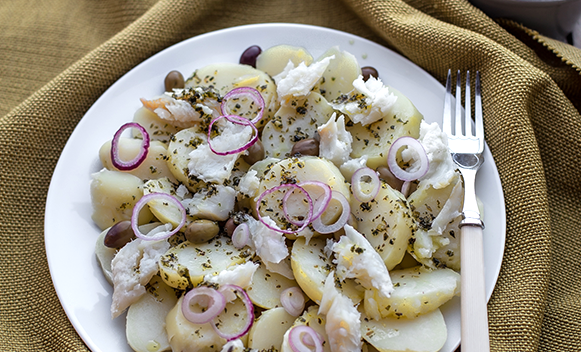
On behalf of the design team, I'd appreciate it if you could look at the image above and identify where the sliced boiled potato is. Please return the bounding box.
[256,44,314,77]
[246,261,298,309]
[132,106,181,144]
[360,308,447,352]
[252,156,349,225]
[166,127,207,192]
[364,266,460,319]
[126,275,178,352]
[185,63,278,129]
[350,181,416,270]
[291,237,363,304]
[158,236,251,290]
[407,173,462,270]
[282,305,331,352]
[166,296,226,352]
[99,138,176,182]
[248,307,295,351]
[95,228,117,285]
[143,177,188,228]
[348,87,423,169]
[261,92,334,158]
[316,46,361,102]
[90,169,153,230]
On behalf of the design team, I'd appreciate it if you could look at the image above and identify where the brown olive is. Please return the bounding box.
[243,139,265,165]
[290,138,319,156]
[185,219,220,244]
[361,66,379,81]
[104,220,135,248]
[239,45,262,68]
[164,70,185,92]
[377,165,404,191]
[224,218,237,237]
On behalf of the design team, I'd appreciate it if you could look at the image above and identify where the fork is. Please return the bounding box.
[443,70,490,352]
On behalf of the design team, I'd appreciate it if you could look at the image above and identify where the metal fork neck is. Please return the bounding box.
[458,167,485,229]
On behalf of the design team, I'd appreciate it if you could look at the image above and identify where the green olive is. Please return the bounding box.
[164,70,185,92]
[184,219,220,244]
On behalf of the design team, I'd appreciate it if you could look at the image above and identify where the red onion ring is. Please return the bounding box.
[110,122,150,170]
[181,286,227,324]
[221,87,265,125]
[256,184,313,234]
[311,191,350,234]
[207,114,258,156]
[280,287,305,317]
[232,223,250,249]
[297,181,332,221]
[288,325,324,352]
[387,136,429,181]
[351,167,380,203]
[212,284,254,341]
[131,193,186,241]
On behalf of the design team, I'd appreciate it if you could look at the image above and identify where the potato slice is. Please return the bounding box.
[364,266,460,319]
[360,308,447,352]
[166,296,226,352]
[248,307,295,351]
[166,127,207,192]
[185,62,278,129]
[316,46,361,102]
[143,177,188,228]
[246,261,298,309]
[348,87,423,169]
[291,237,363,304]
[158,236,251,290]
[90,169,153,230]
[261,92,334,158]
[256,44,314,78]
[350,181,415,270]
[407,174,462,270]
[132,106,181,144]
[126,275,178,352]
[282,305,331,352]
[95,228,117,285]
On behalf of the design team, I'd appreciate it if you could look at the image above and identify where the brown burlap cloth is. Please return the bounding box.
[1,0,580,351]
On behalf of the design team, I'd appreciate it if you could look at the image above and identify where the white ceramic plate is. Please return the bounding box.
[45,23,506,352]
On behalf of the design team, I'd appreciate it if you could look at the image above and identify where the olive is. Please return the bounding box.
[164,70,185,92]
[243,139,265,165]
[104,220,135,248]
[184,219,220,244]
[290,138,319,156]
[239,45,262,68]
[376,165,404,191]
[224,218,236,237]
[361,66,379,81]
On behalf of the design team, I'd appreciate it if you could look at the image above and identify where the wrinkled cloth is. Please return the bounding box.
[1,0,580,351]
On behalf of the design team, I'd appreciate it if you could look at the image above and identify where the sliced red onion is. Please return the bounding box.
[288,325,324,352]
[221,87,265,125]
[280,287,305,317]
[311,191,350,234]
[282,185,314,227]
[387,136,429,181]
[256,184,313,234]
[181,286,227,324]
[232,223,250,249]
[297,181,332,221]
[110,122,150,170]
[207,114,258,156]
[131,193,186,241]
[351,167,380,203]
[212,285,254,341]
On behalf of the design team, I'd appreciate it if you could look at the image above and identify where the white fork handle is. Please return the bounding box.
[461,225,490,352]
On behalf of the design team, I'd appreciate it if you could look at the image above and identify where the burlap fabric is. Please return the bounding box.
[1,0,580,351]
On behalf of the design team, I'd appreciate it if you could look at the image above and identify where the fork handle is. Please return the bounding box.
[461,225,490,352]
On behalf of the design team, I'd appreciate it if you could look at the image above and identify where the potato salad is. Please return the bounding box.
[91,44,465,352]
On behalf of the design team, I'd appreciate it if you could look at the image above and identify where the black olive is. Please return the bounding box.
[239,45,262,68]
[104,220,135,248]
[361,66,379,81]
[164,70,185,92]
